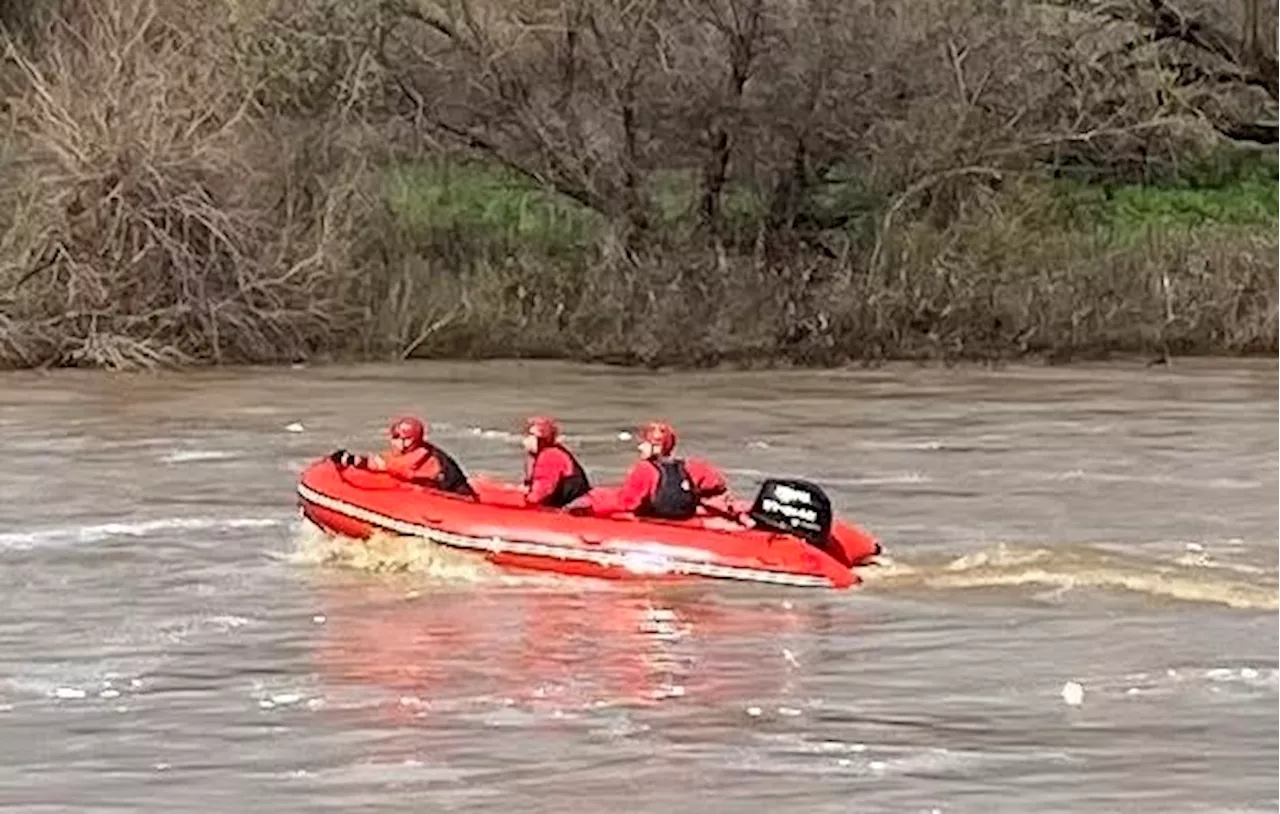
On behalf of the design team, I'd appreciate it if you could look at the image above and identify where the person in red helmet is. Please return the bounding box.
[331,416,475,497]
[520,416,592,508]
[567,420,728,520]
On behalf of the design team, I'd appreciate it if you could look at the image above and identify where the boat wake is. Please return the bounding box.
[862,542,1279,610]
[287,520,568,588]
[287,516,1278,610]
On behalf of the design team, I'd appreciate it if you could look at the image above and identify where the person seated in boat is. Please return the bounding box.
[520,415,591,509]
[330,416,475,497]
[565,421,731,521]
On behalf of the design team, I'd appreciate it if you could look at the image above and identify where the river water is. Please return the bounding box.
[0,359,1275,813]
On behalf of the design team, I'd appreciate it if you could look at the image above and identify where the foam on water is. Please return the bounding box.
[0,516,287,550]
[1038,469,1263,491]
[160,450,236,463]
[287,521,569,589]
[460,424,657,447]
[720,728,1077,782]
[863,542,1279,610]
[724,467,931,486]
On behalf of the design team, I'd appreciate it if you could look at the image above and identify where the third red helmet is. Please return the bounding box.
[638,421,677,455]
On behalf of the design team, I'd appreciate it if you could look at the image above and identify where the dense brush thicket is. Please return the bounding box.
[0,0,1275,369]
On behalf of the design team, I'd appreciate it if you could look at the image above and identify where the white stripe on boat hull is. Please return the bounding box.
[297,482,837,589]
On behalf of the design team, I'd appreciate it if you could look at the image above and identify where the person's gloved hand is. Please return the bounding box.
[564,496,592,515]
[329,449,359,467]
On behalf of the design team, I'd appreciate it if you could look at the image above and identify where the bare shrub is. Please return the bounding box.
[1050,0,1278,145]
[379,0,670,239]
[0,0,367,369]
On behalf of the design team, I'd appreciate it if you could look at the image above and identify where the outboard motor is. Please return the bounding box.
[748,478,834,548]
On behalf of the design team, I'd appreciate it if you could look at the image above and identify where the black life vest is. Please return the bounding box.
[523,445,591,508]
[427,445,475,497]
[641,458,699,520]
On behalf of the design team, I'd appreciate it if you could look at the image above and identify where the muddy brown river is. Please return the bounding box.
[0,359,1275,813]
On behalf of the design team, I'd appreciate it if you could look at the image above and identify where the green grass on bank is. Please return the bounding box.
[383,152,1278,251]
[1054,153,1278,236]
[383,160,603,254]
[382,160,886,247]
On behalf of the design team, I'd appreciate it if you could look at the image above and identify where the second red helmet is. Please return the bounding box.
[524,415,561,446]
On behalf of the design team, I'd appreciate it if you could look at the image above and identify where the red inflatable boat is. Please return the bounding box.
[297,459,882,590]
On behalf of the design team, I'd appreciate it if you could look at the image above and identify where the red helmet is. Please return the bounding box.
[523,415,561,446]
[388,416,426,444]
[638,421,677,455]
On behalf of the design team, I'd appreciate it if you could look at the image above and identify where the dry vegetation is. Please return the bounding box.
[0,0,1275,369]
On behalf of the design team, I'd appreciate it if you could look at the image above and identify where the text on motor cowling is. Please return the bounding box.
[761,497,819,526]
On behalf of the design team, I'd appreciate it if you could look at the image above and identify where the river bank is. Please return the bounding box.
[2,166,1275,372]
[3,152,1274,372]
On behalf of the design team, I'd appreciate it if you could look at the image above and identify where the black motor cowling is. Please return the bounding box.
[748,478,833,547]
